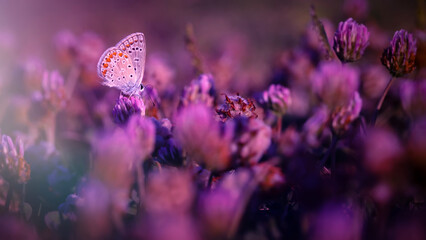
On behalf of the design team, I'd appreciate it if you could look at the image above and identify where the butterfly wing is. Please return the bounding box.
[116,32,146,87]
[97,47,139,95]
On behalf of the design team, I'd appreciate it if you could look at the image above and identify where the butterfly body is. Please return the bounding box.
[97,32,146,96]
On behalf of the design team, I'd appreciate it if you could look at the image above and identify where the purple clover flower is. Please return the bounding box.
[333,18,369,63]
[112,94,146,125]
[180,74,216,108]
[42,70,67,111]
[312,61,359,109]
[331,91,362,135]
[174,104,232,171]
[227,117,272,166]
[381,29,417,77]
[0,134,30,184]
[261,84,292,115]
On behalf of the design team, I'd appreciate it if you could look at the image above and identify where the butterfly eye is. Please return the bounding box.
[140,84,144,90]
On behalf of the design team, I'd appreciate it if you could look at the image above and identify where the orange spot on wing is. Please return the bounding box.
[126,44,130,47]
[119,52,123,57]
[106,58,111,62]
[103,63,108,68]
[124,55,128,58]
[102,69,107,76]
[113,52,117,55]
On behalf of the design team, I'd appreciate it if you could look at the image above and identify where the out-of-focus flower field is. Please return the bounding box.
[0,0,425,239]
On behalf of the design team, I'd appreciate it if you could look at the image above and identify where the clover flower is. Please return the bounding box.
[312,61,359,108]
[303,106,331,147]
[174,104,232,171]
[112,94,145,125]
[381,29,417,77]
[228,117,272,166]
[180,74,216,108]
[0,134,30,184]
[331,91,362,135]
[333,18,369,62]
[261,84,292,115]
[125,116,156,162]
[216,94,257,121]
[41,70,67,111]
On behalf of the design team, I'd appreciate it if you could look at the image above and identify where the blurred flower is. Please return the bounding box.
[180,74,216,108]
[58,193,81,221]
[277,126,301,157]
[199,188,237,237]
[343,0,368,20]
[309,204,362,240]
[312,61,359,108]
[261,84,292,115]
[77,179,128,240]
[381,29,417,77]
[0,216,39,240]
[91,129,135,189]
[22,57,45,93]
[199,169,251,237]
[145,53,176,94]
[399,79,426,117]
[253,162,285,191]
[216,94,257,121]
[125,115,156,161]
[406,118,426,171]
[145,169,194,215]
[112,94,146,125]
[41,70,67,111]
[361,65,389,98]
[303,106,331,147]
[364,128,403,177]
[331,91,362,135]
[134,215,200,240]
[174,104,231,171]
[75,32,105,69]
[228,117,272,166]
[0,134,30,184]
[333,18,369,63]
[53,30,77,65]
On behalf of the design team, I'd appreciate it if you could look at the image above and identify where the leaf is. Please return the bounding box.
[310,5,335,60]
[45,211,61,230]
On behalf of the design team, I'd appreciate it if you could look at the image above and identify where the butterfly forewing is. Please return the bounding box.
[116,32,146,87]
[97,47,138,95]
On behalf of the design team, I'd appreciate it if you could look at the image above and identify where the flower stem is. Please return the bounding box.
[5,184,12,213]
[372,77,395,126]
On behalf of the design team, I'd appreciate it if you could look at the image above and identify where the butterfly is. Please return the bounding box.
[97,32,146,96]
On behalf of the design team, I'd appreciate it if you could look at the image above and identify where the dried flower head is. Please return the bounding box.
[331,91,362,135]
[180,74,216,108]
[312,61,359,109]
[0,135,30,184]
[333,18,369,62]
[381,29,417,77]
[112,94,146,125]
[216,94,257,121]
[261,84,292,115]
[42,70,67,111]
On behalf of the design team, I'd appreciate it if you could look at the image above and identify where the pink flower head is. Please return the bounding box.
[331,91,363,135]
[312,61,359,109]
[261,84,292,115]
